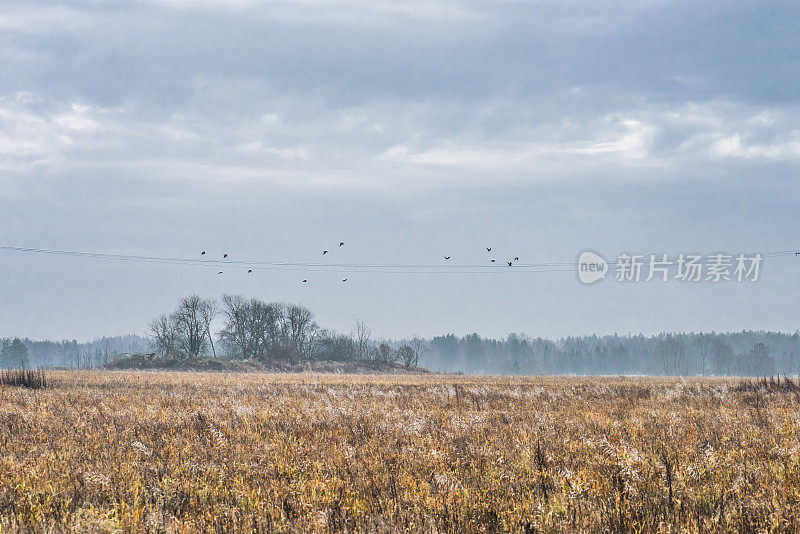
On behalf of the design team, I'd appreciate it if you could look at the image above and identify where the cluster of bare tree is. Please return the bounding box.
[149,295,424,367]
[217,295,317,362]
[149,296,217,358]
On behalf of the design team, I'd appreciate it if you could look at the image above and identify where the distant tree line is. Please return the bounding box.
[0,335,149,369]
[422,331,800,376]
[0,338,31,370]
[4,295,799,376]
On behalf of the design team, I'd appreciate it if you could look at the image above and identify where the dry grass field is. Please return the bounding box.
[1,372,800,532]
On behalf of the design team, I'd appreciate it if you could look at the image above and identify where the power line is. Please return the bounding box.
[0,245,794,275]
[0,245,572,274]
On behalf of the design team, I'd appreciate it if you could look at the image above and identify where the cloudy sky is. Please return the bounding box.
[1,0,799,341]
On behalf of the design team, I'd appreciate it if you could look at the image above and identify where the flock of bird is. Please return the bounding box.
[205,242,522,283]
[447,248,521,267]
[202,248,800,281]
[1,245,796,282]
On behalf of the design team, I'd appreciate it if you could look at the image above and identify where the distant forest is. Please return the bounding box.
[420,331,799,376]
[2,295,798,376]
[0,335,150,370]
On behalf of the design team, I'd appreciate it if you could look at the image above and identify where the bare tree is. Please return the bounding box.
[743,343,776,376]
[656,336,687,375]
[219,294,257,360]
[410,337,425,368]
[150,295,216,358]
[263,302,285,355]
[317,333,358,362]
[172,295,215,357]
[710,338,734,375]
[55,340,80,368]
[219,295,296,362]
[397,345,415,368]
[694,333,713,376]
[99,336,113,366]
[199,298,218,358]
[377,343,396,365]
[149,314,178,356]
[354,318,372,361]
[285,304,317,360]
[80,345,94,369]
[305,327,328,362]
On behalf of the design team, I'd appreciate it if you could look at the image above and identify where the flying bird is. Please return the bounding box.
[342,278,348,282]
[796,252,800,255]
[217,271,223,275]
[507,261,513,266]
[201,251,206,255]
[486,247,492,252]
[223,253,228,258]
[247,269,253,274]
[323,250,328,255]
[444,256,451,260]
[302,279,308,283]
[490,259,496,263]
[514,257,519,261]
[339,242,344,246]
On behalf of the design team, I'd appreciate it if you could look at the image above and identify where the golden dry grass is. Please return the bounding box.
[1,372,799,532]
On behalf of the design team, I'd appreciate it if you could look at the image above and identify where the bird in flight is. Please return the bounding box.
[217,271,223,275]
[323,250,328,255]
[444,256,451,260]
[201,251,206,255]
[514,257,519,261]
[490,259,496,263]
[302,279,308,283]
[342,278,348,282]
[339,242,345,246]
[507,261,513,266]
[796,252,800,255]
[223,253,228,258]
[247,269,253,274]
[486,247,492,252]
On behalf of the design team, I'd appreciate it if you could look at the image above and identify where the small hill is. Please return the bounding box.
[104,353,432,374]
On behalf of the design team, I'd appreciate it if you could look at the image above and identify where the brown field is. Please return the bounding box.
[1,372,799,532]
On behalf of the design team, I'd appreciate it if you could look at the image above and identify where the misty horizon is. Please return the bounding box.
[4,292,798,376]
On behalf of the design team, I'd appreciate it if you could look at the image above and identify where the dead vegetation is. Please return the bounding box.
[0,369,47,389]
[0,373,799,532]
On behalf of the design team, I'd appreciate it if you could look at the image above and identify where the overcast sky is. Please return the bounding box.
[1,0,799,341]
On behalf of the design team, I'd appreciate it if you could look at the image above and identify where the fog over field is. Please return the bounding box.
[1,0,799,344]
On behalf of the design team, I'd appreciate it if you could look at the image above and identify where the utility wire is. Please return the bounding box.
[0,245,795,275]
